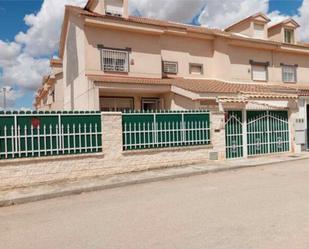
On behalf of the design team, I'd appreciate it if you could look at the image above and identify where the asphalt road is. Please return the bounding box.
[1,159,309,249]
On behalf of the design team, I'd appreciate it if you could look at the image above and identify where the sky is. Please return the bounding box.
[0,0,308,110]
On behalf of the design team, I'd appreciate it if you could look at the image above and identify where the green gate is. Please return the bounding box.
[247,111,290,156]
[225,111,244,159]
[226,110,290,159]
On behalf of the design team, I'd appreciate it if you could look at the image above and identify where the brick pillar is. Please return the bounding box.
[211,111,226,160]
[102,112,123,159]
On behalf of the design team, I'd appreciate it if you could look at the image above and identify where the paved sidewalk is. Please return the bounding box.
[1,152,309,207]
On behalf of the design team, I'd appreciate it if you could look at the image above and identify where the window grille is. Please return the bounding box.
[102,48,129,72]
[282,65,297,83]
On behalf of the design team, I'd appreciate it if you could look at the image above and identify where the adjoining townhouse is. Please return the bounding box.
[35,0,309,154]
[35,58,63,111]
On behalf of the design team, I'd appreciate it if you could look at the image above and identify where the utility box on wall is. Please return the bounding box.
[294,118,306,145]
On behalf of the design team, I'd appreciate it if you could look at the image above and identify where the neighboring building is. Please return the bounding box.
[35,0,309,151]
[35,58,63,110]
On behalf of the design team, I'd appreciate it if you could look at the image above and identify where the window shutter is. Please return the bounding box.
[253,24,264,39]
[252,65,267,81]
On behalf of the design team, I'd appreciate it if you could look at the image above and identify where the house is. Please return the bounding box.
[34,0,309,153]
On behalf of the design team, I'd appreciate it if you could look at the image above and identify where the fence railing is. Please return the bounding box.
[122,110,211,150]
[0,111,102,159]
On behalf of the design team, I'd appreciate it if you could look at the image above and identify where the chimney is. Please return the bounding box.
[86,0,128,18]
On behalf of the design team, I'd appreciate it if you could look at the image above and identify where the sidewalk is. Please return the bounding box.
[1,152,309,207]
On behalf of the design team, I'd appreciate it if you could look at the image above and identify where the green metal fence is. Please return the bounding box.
[122,110,211,150]
[0,111,102,160]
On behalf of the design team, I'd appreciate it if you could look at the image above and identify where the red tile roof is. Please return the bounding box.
[87,74,298,98]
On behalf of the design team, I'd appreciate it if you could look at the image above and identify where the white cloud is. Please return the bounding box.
[200,0,269,29]
[1,54,50,91]
[296,0,309,40]
[15,0,87,57]
[129,0,205,23]
[0,41,21,67]
[0,0,87,108]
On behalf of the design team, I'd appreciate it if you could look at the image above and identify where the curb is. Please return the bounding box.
[1,155,309,207]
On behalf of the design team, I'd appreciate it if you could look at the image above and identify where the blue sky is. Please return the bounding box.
[0,0,306,110]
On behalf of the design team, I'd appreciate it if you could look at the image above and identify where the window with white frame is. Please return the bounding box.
[253,23,265,39]
[190,63,203,75]
[284,29,294,44]
[163,61,178,74]
[282,64,297,83]
[251,64,268,81]
[102,48,129,72]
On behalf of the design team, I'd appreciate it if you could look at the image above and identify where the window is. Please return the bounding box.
[102,48,129,72]
[282,64,297,83]
[49,88,55,103]
[43,96,48,105]
[100,97,134,112]
[142,98,161,111]
[190,63,203,75]
[253,23,265,39]
[105,0,124,16]
[284,29,294,44]
[163,61,178,74]
[251,63,268,81]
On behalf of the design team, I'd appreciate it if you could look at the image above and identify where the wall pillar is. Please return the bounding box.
[102,112,123,159]
[211,111,226,160]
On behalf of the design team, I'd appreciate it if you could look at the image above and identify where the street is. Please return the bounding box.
[1,159,309,249]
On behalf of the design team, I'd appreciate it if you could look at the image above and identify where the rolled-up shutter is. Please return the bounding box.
[252,65,267,81]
